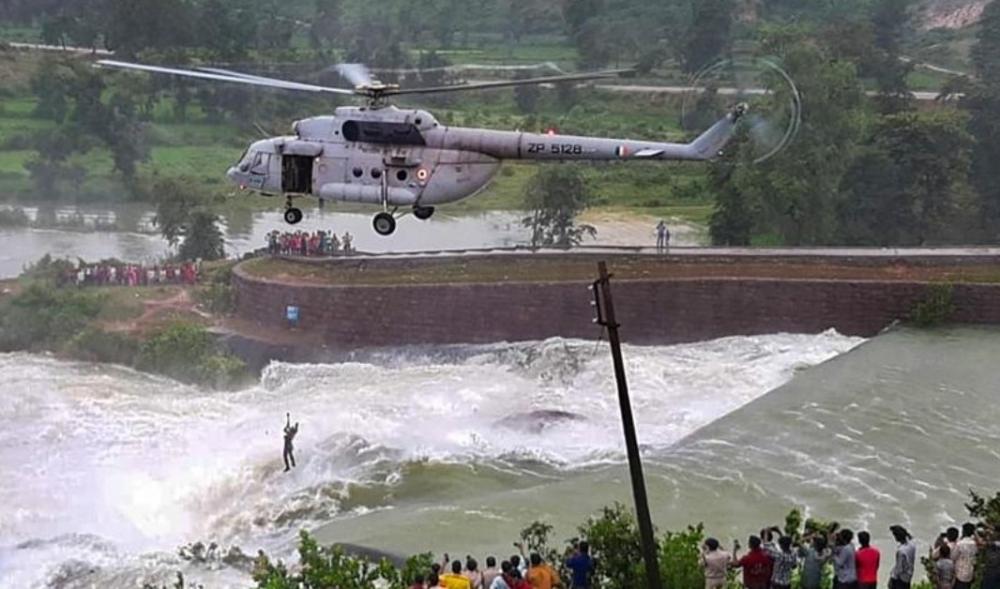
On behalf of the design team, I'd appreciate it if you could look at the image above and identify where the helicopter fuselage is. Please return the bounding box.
[226,104,743,213]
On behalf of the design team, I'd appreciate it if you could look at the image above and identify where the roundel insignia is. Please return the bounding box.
[615,145,630,158]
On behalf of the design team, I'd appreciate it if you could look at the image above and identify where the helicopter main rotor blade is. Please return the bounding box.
[384,68,633,97]
[97,60,356,96]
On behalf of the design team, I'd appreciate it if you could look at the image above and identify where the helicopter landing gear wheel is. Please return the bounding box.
[413,206,435,221]
[284,207,303,225]
[373,212,396,236]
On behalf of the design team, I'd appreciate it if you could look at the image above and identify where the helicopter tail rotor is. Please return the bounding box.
[681,56,801,164]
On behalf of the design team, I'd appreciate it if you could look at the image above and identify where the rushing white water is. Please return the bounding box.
[0,332,861,587]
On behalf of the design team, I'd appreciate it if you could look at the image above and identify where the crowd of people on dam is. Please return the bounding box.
[59,261,200,287]
[395,523,1000,589]
[266,229,355,257]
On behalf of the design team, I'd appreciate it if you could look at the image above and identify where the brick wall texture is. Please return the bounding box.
[232,265,1000,348]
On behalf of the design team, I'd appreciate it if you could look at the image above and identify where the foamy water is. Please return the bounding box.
[0,333,860,587]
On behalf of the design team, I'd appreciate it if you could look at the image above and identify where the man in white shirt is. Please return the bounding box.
[954,523,979,589]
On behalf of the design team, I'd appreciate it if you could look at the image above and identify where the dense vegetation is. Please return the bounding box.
[0,256,248,388]
[0,0,998,245]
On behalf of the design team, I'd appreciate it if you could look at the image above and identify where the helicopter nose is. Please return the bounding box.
[226,166,245,187]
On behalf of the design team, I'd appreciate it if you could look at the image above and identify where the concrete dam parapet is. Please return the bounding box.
[231,250,1000,349]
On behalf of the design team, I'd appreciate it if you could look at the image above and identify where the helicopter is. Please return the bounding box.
[97,59,760,236]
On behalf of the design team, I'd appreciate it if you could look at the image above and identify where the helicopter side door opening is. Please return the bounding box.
[282,155,313,195]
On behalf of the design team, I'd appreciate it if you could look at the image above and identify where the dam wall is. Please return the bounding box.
[230,252,1000,349]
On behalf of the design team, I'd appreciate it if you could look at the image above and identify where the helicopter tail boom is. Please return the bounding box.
[434,103,747,162]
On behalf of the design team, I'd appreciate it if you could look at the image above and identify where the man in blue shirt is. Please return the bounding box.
[565,542,595,589]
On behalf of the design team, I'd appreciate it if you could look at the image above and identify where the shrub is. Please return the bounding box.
[195,261,237,315]
[577,503,645,589]
[0,284,103,351]
[252,531,404,589]
[0,207,30,227]
[196,282,235,315]
[909,283,955,327]
[21,254,77,284]
[137,322,216,380]
[68,327,140,366]
[658,524,705,589]
[137,322,247,388]
[195,352,248,390]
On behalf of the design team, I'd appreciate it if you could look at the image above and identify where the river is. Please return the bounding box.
[0,203,706,279]
[2,327,998,588]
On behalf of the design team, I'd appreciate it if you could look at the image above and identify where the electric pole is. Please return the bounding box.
[590,261,663,589]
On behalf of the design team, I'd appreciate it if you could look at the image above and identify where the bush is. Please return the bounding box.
[195,261,237,315]
[0,284,103,351]
[252,531,404,589]
[0,207,30,227]
[196,282,235,315]
[909,283,955,327]
[137,322,248,388]
[21,254,77,284]
[658,524,706,589]
[577,503,645,589]
[68,327,140,366]
[195,352,248,389]
[137,322,216,378]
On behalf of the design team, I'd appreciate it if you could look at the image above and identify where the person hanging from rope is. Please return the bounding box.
[283,412,299,472]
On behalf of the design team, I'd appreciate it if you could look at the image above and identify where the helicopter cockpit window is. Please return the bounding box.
[237,149,252,172]
[341,120,425,146]
[250,153,270,175]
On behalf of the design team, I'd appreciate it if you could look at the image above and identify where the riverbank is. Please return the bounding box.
[0,257,250,388]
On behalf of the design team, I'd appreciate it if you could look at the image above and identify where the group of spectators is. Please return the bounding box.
[409,542,594,589]
[61,261,200,287]
[402,522,1000,589]
[701,522,1000,589]
[266,229,355,257]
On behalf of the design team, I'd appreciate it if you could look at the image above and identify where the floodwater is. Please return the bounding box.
[1,327,998,587]
[0,202,703,279]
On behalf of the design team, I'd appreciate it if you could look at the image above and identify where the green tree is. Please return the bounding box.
[103,85,151,188]
[24,129,93,198]
[522,166,596,247]
[103,0,195,56]
[514,70,540,114]
[658,524,706,589]
[310,0,343,52]
[30,58,76,122]
[178,211,226,261]
[838,110,972,245]
[577,504,644,589]
[709,32,867,245]
[151,178,225,261]
[678,0,735,74]
[197,0,254,58]
[563,0,604,38]
[869,0,915,113]
[967,0,1000,239]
